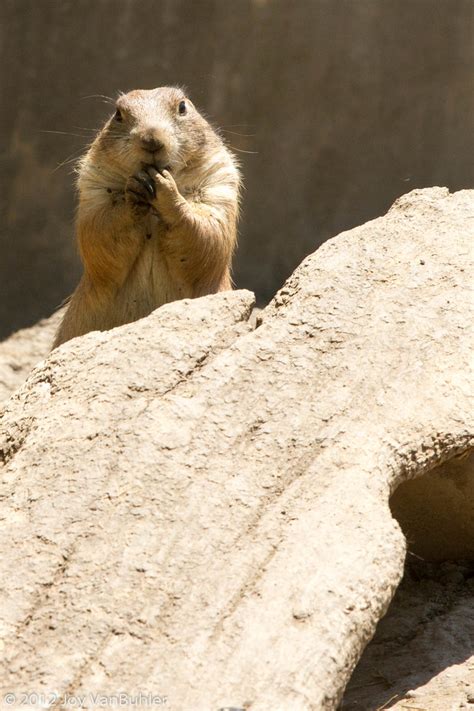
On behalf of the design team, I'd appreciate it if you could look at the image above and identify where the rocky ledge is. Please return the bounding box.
[0,188,472,710]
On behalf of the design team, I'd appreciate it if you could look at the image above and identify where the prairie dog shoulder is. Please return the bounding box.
[53,86,241,348]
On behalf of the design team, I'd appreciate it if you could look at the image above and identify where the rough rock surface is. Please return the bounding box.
[0,310,62,405]
[0,188,472,710]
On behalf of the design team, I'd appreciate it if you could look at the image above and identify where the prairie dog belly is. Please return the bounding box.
[112,232,191,325]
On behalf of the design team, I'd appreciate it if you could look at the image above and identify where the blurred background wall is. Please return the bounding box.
[0,0,473,339]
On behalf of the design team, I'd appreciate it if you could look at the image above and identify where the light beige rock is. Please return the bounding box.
[0,188,472,710]
[0,310,62,405]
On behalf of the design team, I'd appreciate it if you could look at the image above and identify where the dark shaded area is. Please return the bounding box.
[342,556,474,709]
[0,0,473,338]
[390,450,474,561]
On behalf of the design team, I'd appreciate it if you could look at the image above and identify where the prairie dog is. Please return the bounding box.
[53,86,240,348]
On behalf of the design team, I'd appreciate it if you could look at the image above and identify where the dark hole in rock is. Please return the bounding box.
[390,449,474,562]
[342,449,474,710]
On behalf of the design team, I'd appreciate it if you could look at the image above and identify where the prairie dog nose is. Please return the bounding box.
[140,136,164,153]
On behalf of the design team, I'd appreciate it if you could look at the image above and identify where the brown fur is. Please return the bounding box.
[53,86,240,348]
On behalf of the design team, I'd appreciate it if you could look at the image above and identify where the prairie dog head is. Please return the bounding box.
[82,86,224,190]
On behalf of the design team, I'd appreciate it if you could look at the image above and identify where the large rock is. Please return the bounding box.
[0,188,472,710]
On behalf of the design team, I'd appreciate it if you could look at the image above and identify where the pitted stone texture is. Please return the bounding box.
[0,310,62,405]
[0,189,472,710]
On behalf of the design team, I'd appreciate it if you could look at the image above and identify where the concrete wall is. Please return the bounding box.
[1,0,473,338]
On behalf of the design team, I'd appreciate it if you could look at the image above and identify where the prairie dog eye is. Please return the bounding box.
[114,109,123,122]
[178,100,187,116]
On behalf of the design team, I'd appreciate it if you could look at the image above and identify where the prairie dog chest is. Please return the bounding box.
[130,213,190,303]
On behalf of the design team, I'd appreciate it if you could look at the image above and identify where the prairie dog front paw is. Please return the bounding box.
[147,167,186,226]
[125,170,156,217]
